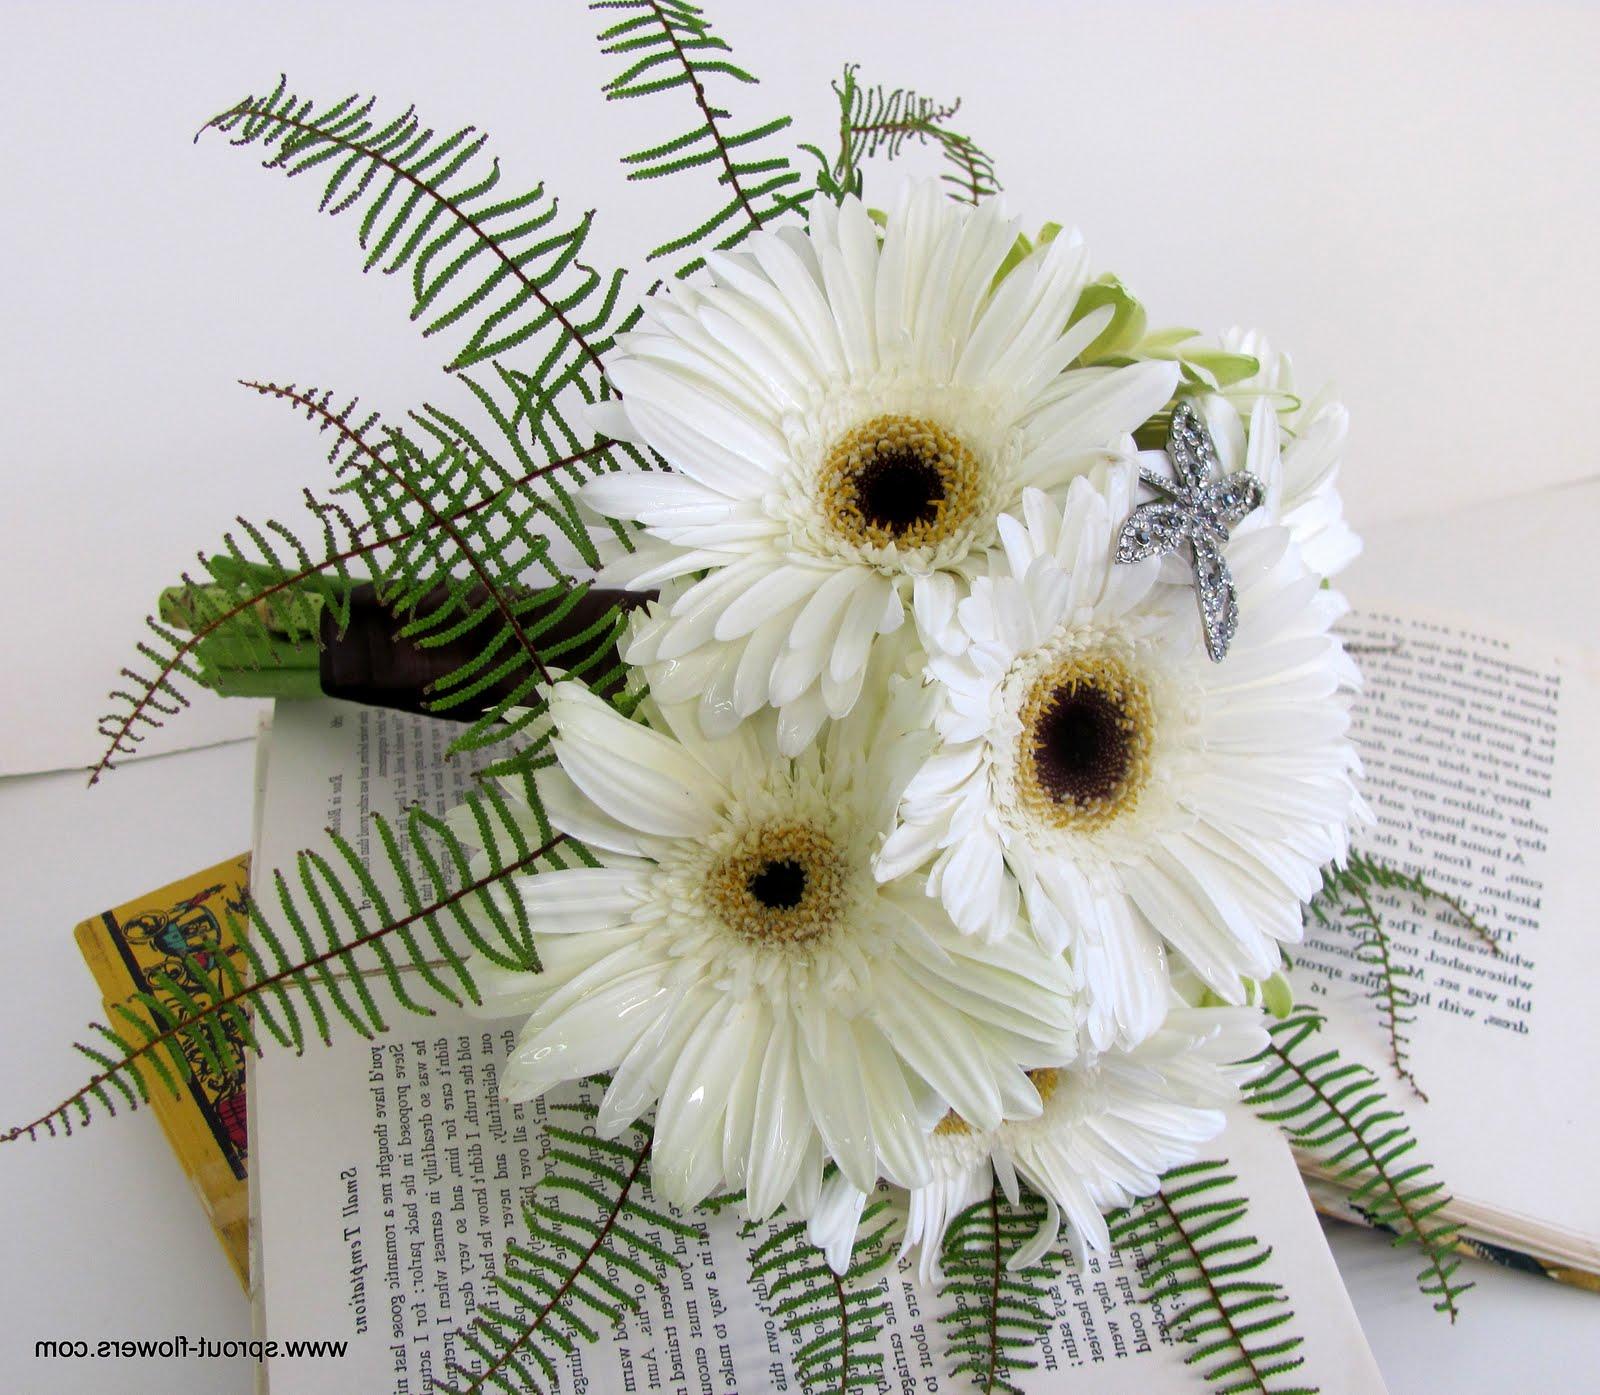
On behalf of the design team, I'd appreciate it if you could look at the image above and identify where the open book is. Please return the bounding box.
[247,700,1385,1394]
[1289,605,1600,1283]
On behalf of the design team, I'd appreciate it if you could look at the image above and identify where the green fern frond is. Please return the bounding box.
[1308,867,1426,1100]
[442,1101,702,1395]
[240,380,632,748]
[93,491,362,782]
[199,77,624,379]
[1320,851,1500,958]
[749,1196,895,1393]
[1246,1012,1473,1319]
[594,0,810,269]
[3,779,570,1143]
[1110,1159,1317,1395]
[813,64,1000,205]
[99,61,656,774]
[94,375,632,777]
[936,1187,1056,1395]
[1307,851,1500,1100]
[90,417,623,782]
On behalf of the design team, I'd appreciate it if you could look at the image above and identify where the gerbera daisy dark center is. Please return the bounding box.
[1017,653,1154,833]
[748,857,807,910]
[707,821,847,947]
[1035,687,1131,804]
[854,450,944,534]
[820,414,981,551]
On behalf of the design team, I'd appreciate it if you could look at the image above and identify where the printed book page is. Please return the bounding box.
[254,1017,1382,1395]
[250,700,1384,1395]
[1292,608,1600,1263]
[249,700,509,1391]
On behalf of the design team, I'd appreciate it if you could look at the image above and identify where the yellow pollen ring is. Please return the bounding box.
[704,820,847,947]
[1016,651,1154,833]
[819,414,981,550]
[1028,1067,1060,1104]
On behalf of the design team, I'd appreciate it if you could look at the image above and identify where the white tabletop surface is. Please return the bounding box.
[1,738,1598,1391]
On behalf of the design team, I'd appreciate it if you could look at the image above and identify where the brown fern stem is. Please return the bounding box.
[829,1267,852,1395]
[639,0,760,230]
[944,140,986,207]
[1349,881,1429,1102]
[201,104,610,378]
[351,438,615,541]
[1346,851,1502,958]
[454,1140,652,1395]
[981,1188,1003,1394]
[2,833,567,1145]
[1147,1188,1273,1394]
[847,109,985,206]
[847,111,957,140]
[1424,884,1503,959]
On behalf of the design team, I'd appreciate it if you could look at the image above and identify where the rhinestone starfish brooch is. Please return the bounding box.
[1115,401,1264,662]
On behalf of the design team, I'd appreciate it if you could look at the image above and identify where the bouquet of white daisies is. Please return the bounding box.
[452,179,1366,1280]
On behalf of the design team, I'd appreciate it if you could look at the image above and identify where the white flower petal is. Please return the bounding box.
[807,1173,869,1276]
[747,1014,812,1219]
[534,761,652,863]
[798,1023,878,1195]
[597,986,715,1138]
[551,685,724,837]
[829,574,893,684]
[653,1000,760,1207]
[580,471,736,526]
[516,866,648,932]
[506,963,671,1099]
[851,1020,932,1189]
[714,564,833,642]
[789,566,869,656]
[775,685,830,757]
[721,1003,771,1187]
[874,969,1005,1133]
[1026,360,1180,458]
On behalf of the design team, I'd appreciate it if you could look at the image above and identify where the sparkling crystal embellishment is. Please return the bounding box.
[1115,402,1264,662]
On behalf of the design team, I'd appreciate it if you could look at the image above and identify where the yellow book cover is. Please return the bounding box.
[74,853,253,1290]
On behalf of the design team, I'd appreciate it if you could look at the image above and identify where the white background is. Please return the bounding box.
[2,1,1599,1391]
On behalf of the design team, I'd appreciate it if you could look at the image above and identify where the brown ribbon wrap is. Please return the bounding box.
[318,583,654,719]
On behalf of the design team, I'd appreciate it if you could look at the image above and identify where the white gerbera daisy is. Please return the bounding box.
[878,466,1363,1050]
[1198,327,1360,578]
[581,180,1179,753]
[453,661,1077,1226]
[825,1006,1269,1283]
